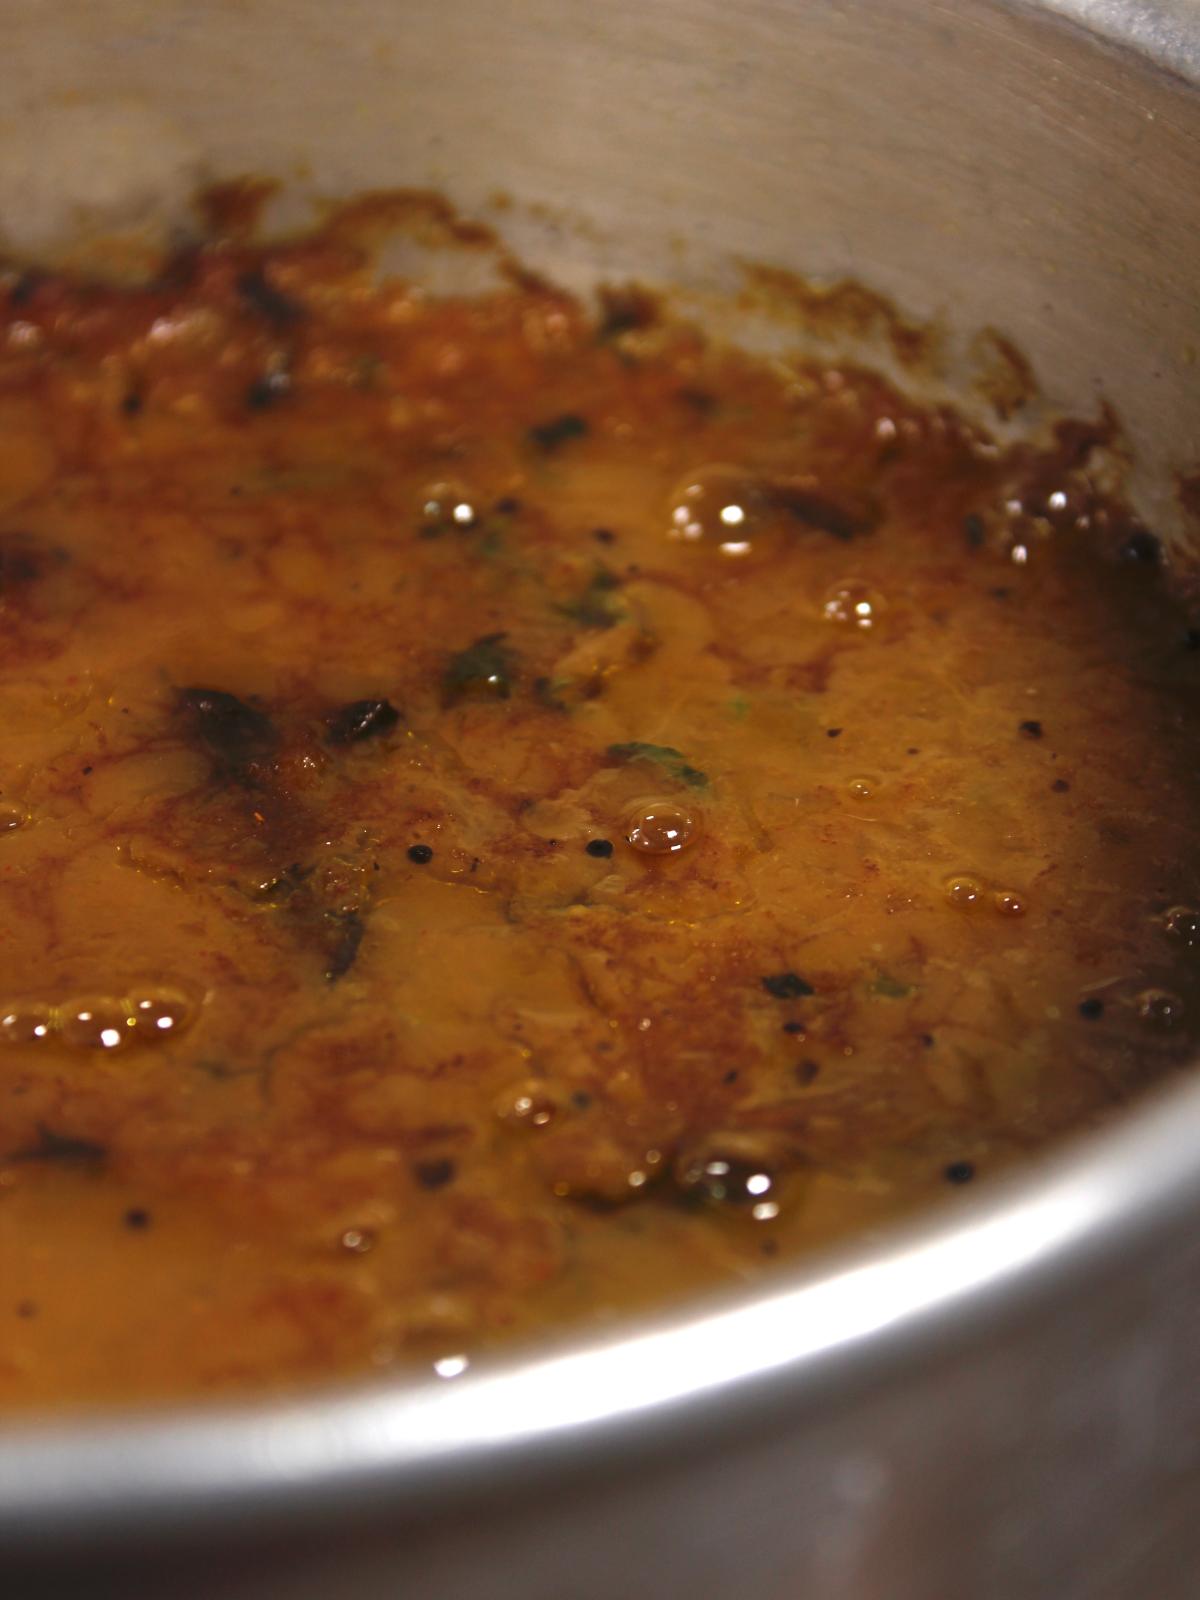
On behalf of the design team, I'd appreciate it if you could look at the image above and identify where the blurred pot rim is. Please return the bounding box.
[1042,0,1200,80]
[5,1060,1200,1548]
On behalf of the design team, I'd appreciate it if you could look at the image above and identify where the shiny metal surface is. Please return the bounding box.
[3,3,1200,1596]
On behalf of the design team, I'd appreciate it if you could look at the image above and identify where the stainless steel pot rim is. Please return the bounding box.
[1044,0,1200,79]
[4,1067,1200,1546]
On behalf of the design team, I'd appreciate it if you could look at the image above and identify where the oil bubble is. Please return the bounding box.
[1135,988,1185,1032]
[59,996,132,1052]
[944,874,985,909]
[125,985,198,1040]
[1164,906,1200,947]
[822,579,886,631]
[495,1079,563,1129]
[673,1132,788,1215]
[625,801,701,855]
[0,1002,53,1045]
[666,466,773,558]
[847,775,879,800]
[623,1150,665,1194]
[0,801,28,832]
[993,889,1027,917]
[419,480,478,536]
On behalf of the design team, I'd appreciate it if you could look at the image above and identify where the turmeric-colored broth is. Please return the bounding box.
[2,206,1199,1408]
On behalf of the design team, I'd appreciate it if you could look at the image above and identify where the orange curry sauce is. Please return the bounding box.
[2,200,1199,1408]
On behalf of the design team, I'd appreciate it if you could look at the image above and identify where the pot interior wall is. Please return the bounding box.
[0,0,1196,537]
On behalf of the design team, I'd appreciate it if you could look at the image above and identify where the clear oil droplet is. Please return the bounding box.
[495,1079,563,1129]
[0,1002,53,1045]
[418,480,478,536]
[625,801,701,855]
[994,889,1027,917]
[1135,988,1185,1032]
[1164,906,1200,947]
[822,579,886,631]
[59,996,132,1052]
[666,466,773,558]
[125,985,197,1041]
[673,1132,788,1217]
[944,874,985,909]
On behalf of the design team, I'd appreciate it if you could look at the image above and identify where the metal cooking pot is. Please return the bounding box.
[3,3,1200,1595]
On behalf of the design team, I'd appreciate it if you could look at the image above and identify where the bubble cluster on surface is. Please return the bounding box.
[0,984,199,1052]
[944,874,1028,917]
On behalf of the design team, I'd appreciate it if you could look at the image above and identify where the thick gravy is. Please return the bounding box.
[2,204,1199,1407]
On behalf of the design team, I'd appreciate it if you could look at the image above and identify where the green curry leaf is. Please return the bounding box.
[607,741,709,788]
[870,970,917,1000]
[557,568,626,629]
[443,634,516,702]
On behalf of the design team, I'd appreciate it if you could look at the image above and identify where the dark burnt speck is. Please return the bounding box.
[246,368,291,411]
[528,413,588,452]
[413,1157,456,1190]
[123,1208,152,1230]
[10,1126,107,1165]
[585,839,614,859]
[1019,720,1043,739]
[177,687,276,771]
[236,267,304,327]
[0,538,45,590]
[1118,528,1161,566]
[778,483,876,541]
[327,698,400,745]
[676,387,718,415]
[944,1160,976,1185]
[596,285,658,340]
[1079,997,1104,1020]
[407,844,434,865]
[8,272,41,306]
[324,911,366,982]
[762,972,814,1000]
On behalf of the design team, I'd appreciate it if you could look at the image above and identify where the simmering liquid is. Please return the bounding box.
[2,203,1199,1407]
